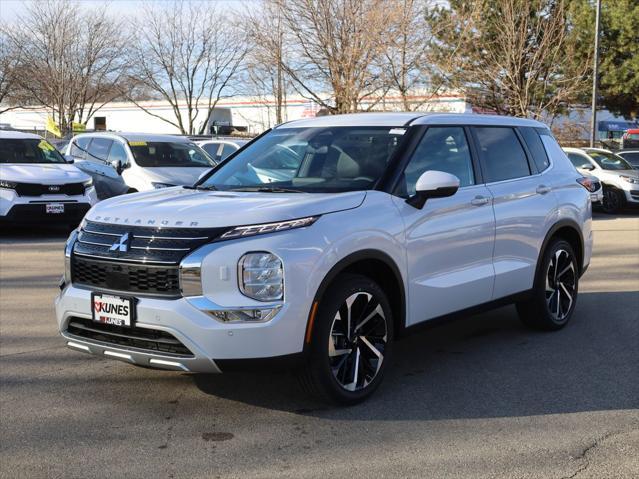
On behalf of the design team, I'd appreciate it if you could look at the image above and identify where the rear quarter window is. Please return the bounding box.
[519,127,550,171]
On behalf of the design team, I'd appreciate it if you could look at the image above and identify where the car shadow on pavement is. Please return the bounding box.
[193,290,639,420]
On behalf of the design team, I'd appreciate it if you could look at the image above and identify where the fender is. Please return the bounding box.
[535,218,585,279]
[303,249,407,349]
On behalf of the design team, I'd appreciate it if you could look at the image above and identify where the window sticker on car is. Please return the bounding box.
[389,128,407,135]
[38,140,56,152]
[129,141,147,146]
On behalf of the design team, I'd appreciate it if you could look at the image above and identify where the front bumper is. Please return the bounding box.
[55,284,306,373]
[0,187,97,223]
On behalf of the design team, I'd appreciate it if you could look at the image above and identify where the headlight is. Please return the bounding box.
[620,175,639,184]
[152,182,174,189]
[0,179,17,190]
[82,178,93,189]
[238,252,283,301]
[63,229,79,285]
[221,216,319,240]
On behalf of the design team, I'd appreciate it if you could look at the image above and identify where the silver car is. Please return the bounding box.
[563,147,639,213]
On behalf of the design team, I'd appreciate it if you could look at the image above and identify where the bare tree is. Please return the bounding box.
[428,0,590,119]
[128,0,246,135]
[0,29,25,114]
[269,0,394,114]
[242,1,288,126]
[2,0,129,134]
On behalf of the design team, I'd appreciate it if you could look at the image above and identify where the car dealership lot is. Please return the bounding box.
[1,213,638,479]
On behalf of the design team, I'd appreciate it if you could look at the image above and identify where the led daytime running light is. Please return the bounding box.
[221,216,319,239]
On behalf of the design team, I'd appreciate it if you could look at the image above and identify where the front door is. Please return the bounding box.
[392,126,496,326]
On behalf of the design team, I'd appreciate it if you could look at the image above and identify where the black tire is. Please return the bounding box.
[602,186,625,214]
[516,239,579,331]
[299,274,393,405]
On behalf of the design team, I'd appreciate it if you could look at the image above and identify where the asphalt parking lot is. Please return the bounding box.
[1,212,638,479]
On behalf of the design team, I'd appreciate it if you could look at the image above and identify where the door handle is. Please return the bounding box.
[471,195,490,206]
[536,185,552,194]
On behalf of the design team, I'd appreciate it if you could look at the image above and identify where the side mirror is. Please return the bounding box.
[110,160,125,175]
[581,163,595,171]
[64,154,74,164]
[406,170,460,209]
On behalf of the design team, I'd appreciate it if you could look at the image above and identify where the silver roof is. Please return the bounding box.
[0,130,43,140]
[278,112,547,129]
[72,132,193,143]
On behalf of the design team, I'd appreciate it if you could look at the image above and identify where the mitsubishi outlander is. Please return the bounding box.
[55,113,593,404]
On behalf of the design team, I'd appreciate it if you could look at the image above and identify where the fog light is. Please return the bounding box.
[208,307,281,323]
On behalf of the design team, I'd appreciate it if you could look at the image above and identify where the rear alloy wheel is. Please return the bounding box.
[299,274,393,404]
[602,186,625,214]
[517,239,579,330]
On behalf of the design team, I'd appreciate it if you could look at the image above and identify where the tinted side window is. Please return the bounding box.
[87,138,113,162]
[520,127,550,171]
[108,142,128,165]
[220,144,237,160]
[70,137,91,159]
[202,143,221,158]
[474,127,530,182]
[397,126,474,197]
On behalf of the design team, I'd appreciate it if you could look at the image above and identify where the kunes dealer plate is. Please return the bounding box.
[91,293,136,327]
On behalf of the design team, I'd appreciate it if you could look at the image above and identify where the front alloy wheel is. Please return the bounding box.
[299,274,393,404]
[329,292,388,392]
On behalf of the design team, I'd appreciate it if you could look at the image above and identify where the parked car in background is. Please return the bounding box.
[57,113,593,404]
[616,150,639,169]
[622,129,639,149]
[563,147,639,213]
[0,131,97,226]
[195,138,250,162]
[65,133,217,199]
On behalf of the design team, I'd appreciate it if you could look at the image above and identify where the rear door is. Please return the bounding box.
[393,126,496,324]
[471,126,557,299]
[75,137,128,199]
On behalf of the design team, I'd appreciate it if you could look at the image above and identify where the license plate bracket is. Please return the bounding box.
[46,203,65,214]
[91,293,136,327]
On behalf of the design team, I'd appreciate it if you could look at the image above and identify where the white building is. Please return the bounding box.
[0,93,470,137]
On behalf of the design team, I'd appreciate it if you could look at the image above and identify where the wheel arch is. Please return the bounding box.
[537,220,585,278]
[304,249,406,348]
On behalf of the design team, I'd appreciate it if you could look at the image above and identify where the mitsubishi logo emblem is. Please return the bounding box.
[109,233,131,252]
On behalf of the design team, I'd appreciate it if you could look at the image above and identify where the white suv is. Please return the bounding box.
[65,133,217,199]
[1,131,97,226]
[56,113,593,404]
[563,147,639,213]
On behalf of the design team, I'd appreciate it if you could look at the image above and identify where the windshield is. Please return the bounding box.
[198,127,406,193]
[129,141,216,167]
[587,150,634,170]
[0,138,66,164]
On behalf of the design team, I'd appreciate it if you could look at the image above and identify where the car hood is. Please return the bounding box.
[87,187,367,228]
[586,168,639,181]
[0,163,91,183]
[138,167,212,186]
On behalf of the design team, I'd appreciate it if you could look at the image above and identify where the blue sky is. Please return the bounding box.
[0,0,257,23]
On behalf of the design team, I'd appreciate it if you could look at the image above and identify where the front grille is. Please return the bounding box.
[74,220,228,264]
[72,256,180,297]
[71,220,228,296]
[66,317,193,357]
[15,182,85,197]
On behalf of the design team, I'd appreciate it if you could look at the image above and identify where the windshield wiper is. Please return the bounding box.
[191,184,218,191]
[229,186,302,193]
